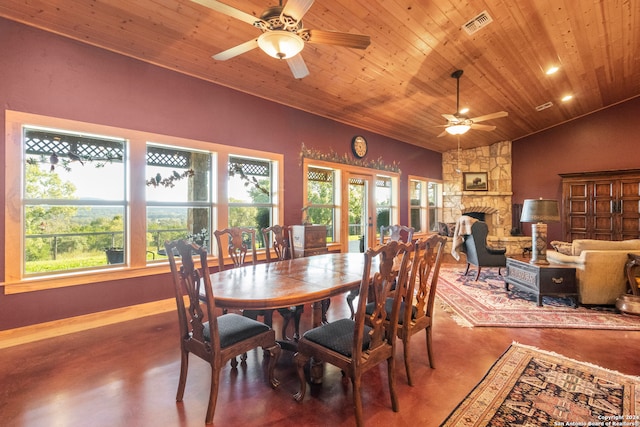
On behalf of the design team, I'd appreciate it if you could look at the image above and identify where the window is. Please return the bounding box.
[23,126,126,274]
[303,159,399,250]
[375,175,394,233]
[4,111,283,290]
[228,156,277,248]
[409,176,442,233]
[146,144,213,258]
[305,166,338,242]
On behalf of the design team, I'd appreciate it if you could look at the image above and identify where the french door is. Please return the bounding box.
[344,173,376,253]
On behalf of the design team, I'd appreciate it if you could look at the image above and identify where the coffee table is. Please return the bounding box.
[504,257,578,307]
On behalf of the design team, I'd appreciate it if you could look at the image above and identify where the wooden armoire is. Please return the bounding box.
[560,169,640,241]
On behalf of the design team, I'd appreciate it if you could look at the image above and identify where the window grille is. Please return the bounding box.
[25,129,124,162]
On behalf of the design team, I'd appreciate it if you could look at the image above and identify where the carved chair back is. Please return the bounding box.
[262,225,290,262]
[213,227,258,271]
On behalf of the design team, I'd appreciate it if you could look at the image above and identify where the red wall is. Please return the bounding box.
[0,19,441,329]
[512,96,640,242]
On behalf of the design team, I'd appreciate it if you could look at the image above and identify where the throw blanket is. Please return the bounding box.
[450,215,477,261]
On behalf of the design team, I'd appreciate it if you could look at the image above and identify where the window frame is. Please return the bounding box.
[408,175,443,233]
[4,110,283,293]
[304,164,341,242]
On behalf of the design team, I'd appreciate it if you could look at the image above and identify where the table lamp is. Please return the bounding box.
[520,198,560,265]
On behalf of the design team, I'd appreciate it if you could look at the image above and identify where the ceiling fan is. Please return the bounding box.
[192,0,371,79]
[437,69,508,137]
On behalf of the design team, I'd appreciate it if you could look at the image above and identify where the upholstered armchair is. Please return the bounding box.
[461,221,507,280]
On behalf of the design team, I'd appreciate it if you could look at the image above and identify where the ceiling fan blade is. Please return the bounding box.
[302,29,371,49]
[469,111,508,123]
[212,38,259,61]
[442,114,459,122]
[286,54,310,79]
[281,0,315,23]
[437,130,449,138]
[191,0,259,26]
[470,123,496,132]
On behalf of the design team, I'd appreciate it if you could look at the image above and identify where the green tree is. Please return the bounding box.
[24,163,79,261]
[24,163,78,234]
[307,179,335,226]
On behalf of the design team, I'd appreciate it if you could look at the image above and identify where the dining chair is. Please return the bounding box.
[262,225,304,342]
[369,234,446,386]
[346,224,415,319]
[213,227,273,326]
[293,240,413,427]
[379,224,415,244]
[165,239,281,425]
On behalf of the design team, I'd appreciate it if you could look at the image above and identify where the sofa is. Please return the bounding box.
[546,239,640,305]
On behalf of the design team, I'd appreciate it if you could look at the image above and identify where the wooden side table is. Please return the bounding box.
[504,257,578,307]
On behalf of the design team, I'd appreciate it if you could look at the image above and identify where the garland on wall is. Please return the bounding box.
[299,143,401,173]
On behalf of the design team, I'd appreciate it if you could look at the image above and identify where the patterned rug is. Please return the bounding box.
[441,343,640,426]
[437,267,640,330]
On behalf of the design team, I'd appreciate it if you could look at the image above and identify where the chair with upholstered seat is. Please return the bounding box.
[165,239,281,425]
[462,221,506,281]
[214,227,273,326]
[293,240,413,427]
[262,225,304,342]
[346,224,414,319]
[367,234,446,385]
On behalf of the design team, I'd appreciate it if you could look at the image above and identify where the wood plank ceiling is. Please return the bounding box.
[1,0,639,153]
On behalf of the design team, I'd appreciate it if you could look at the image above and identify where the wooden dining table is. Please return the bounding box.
[208,252,367,327]
[207,252,370,383]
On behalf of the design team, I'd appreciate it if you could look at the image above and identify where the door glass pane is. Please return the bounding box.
[410,179,422,231]
[348,177,366,253]
[376,176,392,232]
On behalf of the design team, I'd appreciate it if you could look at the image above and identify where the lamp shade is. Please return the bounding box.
[257,31,304,59]
[520,199,560,223]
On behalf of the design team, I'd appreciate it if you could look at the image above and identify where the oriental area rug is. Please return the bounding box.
[437,267,640,330]
[440,343,640,427]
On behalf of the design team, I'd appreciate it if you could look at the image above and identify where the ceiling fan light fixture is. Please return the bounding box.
[258,31,304,59]
[446,124,471,135]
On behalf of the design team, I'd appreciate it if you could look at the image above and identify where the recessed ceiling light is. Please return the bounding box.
[546,66,559,75]
[561,95,573,102]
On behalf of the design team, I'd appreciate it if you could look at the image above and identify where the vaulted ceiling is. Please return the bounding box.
[2,0,639,152]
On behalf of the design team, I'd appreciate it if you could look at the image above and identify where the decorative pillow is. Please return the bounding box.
[550,240,572,255]
[447,223,456,237]
[437,222,449,237]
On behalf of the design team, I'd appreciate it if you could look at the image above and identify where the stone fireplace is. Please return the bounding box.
[442,140,530,255]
